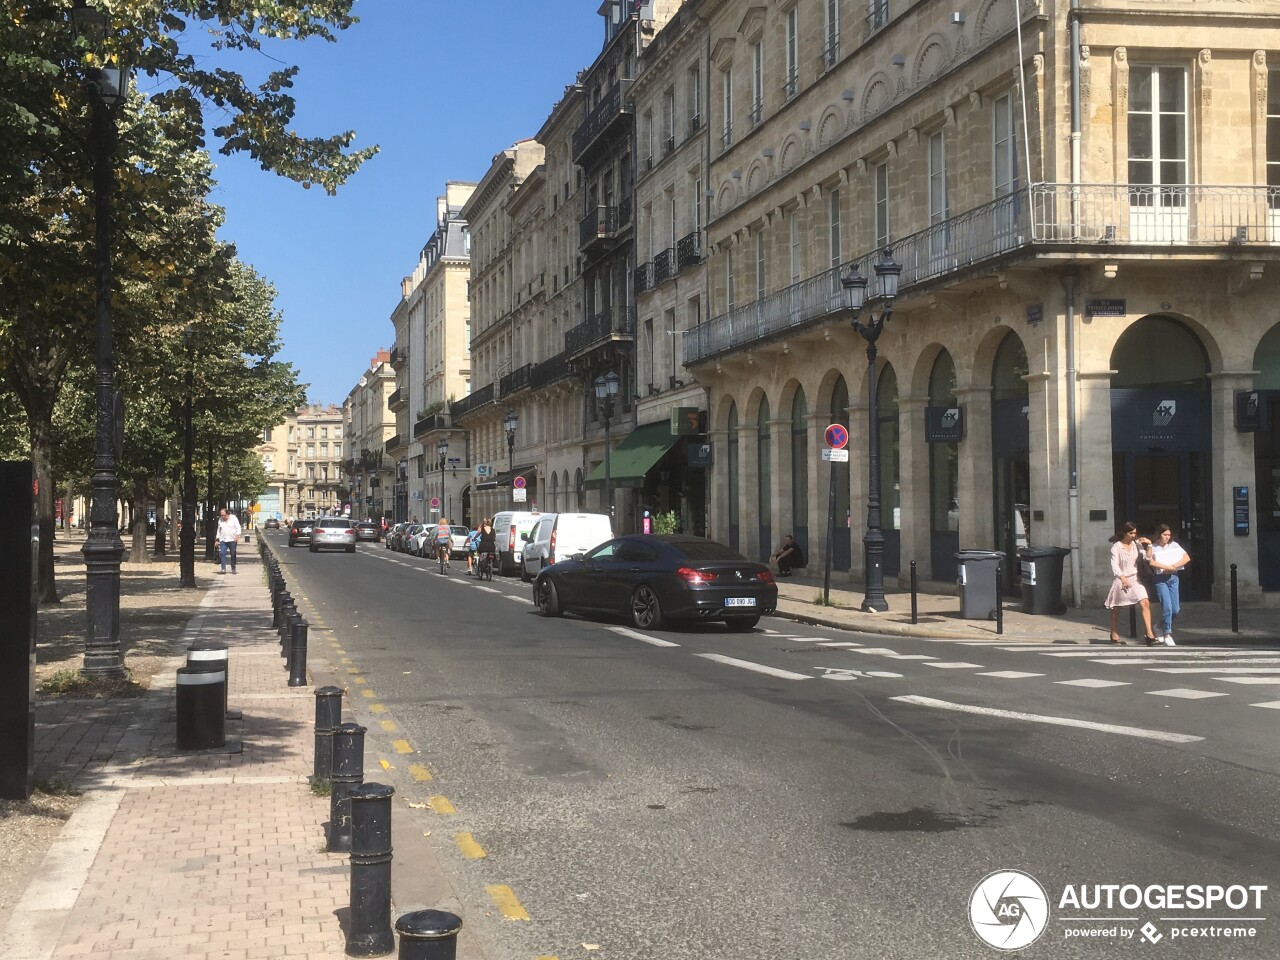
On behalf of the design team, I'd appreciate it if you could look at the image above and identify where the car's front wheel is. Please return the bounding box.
[520,560,533,583]
[346,545,355,553]
[631,585,665,630]
[309,544,317,553]
[535,578,561,617]
[724,616,760,632]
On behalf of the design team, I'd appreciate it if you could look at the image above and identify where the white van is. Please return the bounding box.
[520,513,613,581]
[491,511,543,575]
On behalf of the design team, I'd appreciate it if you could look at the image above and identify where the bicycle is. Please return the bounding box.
[477,550,495,582]
[435,540,450,575]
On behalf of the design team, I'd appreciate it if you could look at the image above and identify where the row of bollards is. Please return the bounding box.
[260,537,464,959]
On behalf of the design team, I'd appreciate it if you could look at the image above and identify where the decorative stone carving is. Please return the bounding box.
[907,127,919,146]
[854,158,867,175]
[944,106,956,127]
[1197,49,1212,108]
[886,139,898,158]
[1114,47,1128,112]
[1079,44,1091,104]
[969,91,984,111]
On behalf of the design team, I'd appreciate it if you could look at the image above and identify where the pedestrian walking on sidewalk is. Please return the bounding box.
[1104,521,1156,645]
[1147,523,1190,646]
[216,508,242,574]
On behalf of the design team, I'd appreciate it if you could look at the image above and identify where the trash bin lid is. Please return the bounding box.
[955,549,1005,560]
[1017,546,1071,558]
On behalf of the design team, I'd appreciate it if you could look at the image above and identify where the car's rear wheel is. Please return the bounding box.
[724,616,760,632]
[346,545,355,554]
[535,579,561,617]
[309,545,317,553]
[520,561,532,583]
[631,585,665,630]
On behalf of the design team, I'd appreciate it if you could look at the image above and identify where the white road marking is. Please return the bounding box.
[473,585,501,594]
[889,695,1203,743]
[1147,688,1229,699]
[815,666,904,680]
[848,648,936,660]
[504,595,528,603]
[1150,667,1280,674]
[696,654,812,680]
[1055,678,1131,688]
[609,626,681,648]
[786,637,843,643]
[1092,657,1280,666]
[924,661,984,669]
[1048,650,1276,659]
[1214,677,1280,685]
[1251,701,1280,709]
[817,641,863,648]
[980,671,1045,679]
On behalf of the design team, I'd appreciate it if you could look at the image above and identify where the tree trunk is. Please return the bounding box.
[26,408,59,603]
[130,484,149,563]
[153,481,167,556]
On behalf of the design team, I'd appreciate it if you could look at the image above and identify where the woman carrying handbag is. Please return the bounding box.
[1104,521,1159,645]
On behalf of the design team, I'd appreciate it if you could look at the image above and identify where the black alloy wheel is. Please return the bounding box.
[535,579,560,616]
[630,585,665,630]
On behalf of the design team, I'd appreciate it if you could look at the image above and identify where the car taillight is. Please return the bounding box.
[346,530,355,535]
[677,566,719,585]
[549,528,557,563]
[508,524,516,550]
[756,569,775,584]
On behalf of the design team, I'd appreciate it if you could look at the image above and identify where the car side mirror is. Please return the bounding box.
[521,532,531,542]
[571,553,586,561]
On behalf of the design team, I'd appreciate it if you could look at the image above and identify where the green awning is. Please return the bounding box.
[584,421,679,489]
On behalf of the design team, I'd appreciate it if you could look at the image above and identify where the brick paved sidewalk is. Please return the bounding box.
[2,551,406,960]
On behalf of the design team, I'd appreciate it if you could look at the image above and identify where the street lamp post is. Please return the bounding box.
[503,411,518,506]
[593,371,620,520]
[842,247,902,614]
[437,438,449,519]
[73,1,131,678]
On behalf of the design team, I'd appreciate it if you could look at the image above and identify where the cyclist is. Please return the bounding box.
[475,518,498,578]
[433,516,453,568]
[465,523,481,575]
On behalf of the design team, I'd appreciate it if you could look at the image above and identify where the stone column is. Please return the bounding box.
[956,385,994,550]
[707,427,728,542]
[898,394,931,581]
[1076,369,1118,604]
[1209,370,1262,604]
[739,425,760,560]
[768,417,790,559]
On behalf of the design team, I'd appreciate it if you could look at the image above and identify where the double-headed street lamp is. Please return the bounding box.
[73,0,131,678]
[841,247,902,614]
[593,371,620,520]
[437,438,449,518]
[503,411,518,504]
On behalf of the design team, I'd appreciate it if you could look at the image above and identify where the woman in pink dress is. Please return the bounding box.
[1104,521,1157,645]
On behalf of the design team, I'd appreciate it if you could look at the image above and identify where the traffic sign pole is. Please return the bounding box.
[821,423,848,606]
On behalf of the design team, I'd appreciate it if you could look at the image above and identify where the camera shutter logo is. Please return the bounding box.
[969,869,1050,950]
[1153,400,1176,427]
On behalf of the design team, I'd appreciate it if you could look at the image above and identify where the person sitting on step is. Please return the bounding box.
[771,534,805,577]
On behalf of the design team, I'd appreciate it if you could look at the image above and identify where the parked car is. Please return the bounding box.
[354,521,381,542]
[385,523,406,550]
[450,525,470,559]
[288,518,315,547]
[532,535,777,632]
[408,524,433,557]
[309,517,357,553]
[263,518,280,530]
[398,524,424,554]
[520,513,613,582]
[491,510,543,575]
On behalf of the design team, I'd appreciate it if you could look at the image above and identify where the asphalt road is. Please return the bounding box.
[271,533,1280,960]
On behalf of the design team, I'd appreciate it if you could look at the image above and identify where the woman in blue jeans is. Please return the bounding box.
[1146,524,1190,646]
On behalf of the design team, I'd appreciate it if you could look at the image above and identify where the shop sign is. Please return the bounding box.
[1234,486,1250,536]
[1026,303,1043,325]
[1086,298,1126,317]
[925,405,965,443]
[671,407,706,436]
[1235,391,1260,432]
[687,442,713,468]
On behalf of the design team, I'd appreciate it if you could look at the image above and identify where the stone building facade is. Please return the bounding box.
[290,404,345,518]
[343,352,396,522]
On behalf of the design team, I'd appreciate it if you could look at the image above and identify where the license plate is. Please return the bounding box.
[725,597,756,607]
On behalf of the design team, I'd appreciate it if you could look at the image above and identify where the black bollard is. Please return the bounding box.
[995,562,1004,636]
[176,667,226,750]
[314,686,343,782]
[283,608,301,664]
[187,640,235,719]
[328,722,366,852]
[395,910,463,960]
[347,783,396,957]
[1231,563,1239,634]
[288,619,309,687]
[274,589,292,631]
[909,560,918,625]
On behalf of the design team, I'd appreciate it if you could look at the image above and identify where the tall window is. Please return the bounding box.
[874,161,890,248]
[670,194,678,250]
[726,248,736,311]
[1269,71,1280,209]
[757,397,771,560]
[644,317,655,389]
[993,93,1017,197]
[869,0,889,32]
[755,232,766,300]
[784,8,799,99]
[824,0,840,68]
[721,67,733,147]
[750,42,764,126]
[727,403,740,551]
[693,176,702,234]
[790,388,808,540]
[663,87,675,149]
[643,110,653,163]
[689,64,702,131]
[1128,66,1187,194]
[928,132,948,226]
[828,188,842,272]
[789,210,801,283]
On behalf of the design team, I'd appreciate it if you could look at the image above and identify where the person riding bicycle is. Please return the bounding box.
[433,516,453,566]
[475,518,497,576]
[465,524,480,574]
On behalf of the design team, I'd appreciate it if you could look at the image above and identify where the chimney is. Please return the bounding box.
[373,349,391,367]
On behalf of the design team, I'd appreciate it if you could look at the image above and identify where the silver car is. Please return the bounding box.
[309,517,357,554]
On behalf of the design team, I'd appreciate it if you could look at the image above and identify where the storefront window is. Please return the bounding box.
[790,387,808,542]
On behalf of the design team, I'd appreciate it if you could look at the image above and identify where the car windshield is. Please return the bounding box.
[672,539,746,563]
[317,519,349,528]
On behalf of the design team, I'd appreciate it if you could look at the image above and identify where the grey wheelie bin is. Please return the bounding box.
[1018,546,1070,615]
[956,549,1005,620]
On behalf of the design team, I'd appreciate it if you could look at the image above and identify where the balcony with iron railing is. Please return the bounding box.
[865,1,889,38]
[652,247,674,285]
[579,197,632,253]
[529,351,574,391]
[676,232,701,272]
[689,113,701,137]
[748,98,763,129]
[385,434,405,455]
[566,306,637,359]
[389,346,405,370]
[782,71,799,102]
[450,382,495,421]
[634,261,652,295]
[821,36,839,71]
[572,80,633,164]
[683,183,1280,366]
[500,362,532,397]
[412,414,449,439]
[387,387,407,412]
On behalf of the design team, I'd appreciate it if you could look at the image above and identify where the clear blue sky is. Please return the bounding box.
[206,1,604,407]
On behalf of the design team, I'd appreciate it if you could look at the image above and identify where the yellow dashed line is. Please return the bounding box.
[333,647,345,654]
[535,956,560,960]
[454,832,486,859]
[369,704,386,714]
[361,688,376,699]
[379,758,392,771]
[347,667,360,674]
[380,720,397,732]
[427,795,456,815]
[391,739,413,754]
[485,884,530,921]
[408,764,433,782]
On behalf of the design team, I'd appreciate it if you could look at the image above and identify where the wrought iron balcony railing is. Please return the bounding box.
[572,80,632,162]
[748,98,763,128]
[449,382,495,420]
[385,434,405,455]
[821,37,839,71]
[684,183,1280,366]
[530,351,573,391]
[500,362,532,397]
[387,387,406,411]
[652,247,674,285]
[412,414,449,439]
[676,232,701,271]
[565,307,637,357]
[634,261,652,295]
[579,199,632,250]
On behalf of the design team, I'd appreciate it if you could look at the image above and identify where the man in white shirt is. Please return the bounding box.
[216,508,243,574]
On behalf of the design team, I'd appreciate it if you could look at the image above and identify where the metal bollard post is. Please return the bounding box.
[275,589,292,631]
[328,722,366,852]
[187,640,237,719]
[995,563,1004,636]
[395,910,463,960]
[346,783,396,957]
[280,602,298,653]
[314,686,343,782]
[1231,563,1239,634]
[910,560,918,626]
[176,667,226,750]
[288,619,309,687]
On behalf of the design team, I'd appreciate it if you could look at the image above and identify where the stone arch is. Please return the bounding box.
[817,106,843,147]
[815,365,854,415]
[714,389,743,431]
[779,135,802,174]
[972,324,1026,390]
[1084,311,1223,380]
[910,342,951,398]
[744,384,771,424]
[717,182,736,215]
[1254,322,1280,389]
[1110,316,1210,387]
[913,34,951,87]
[745,159,767,196]
[976,0,1015,43]
[862,73,892,122]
